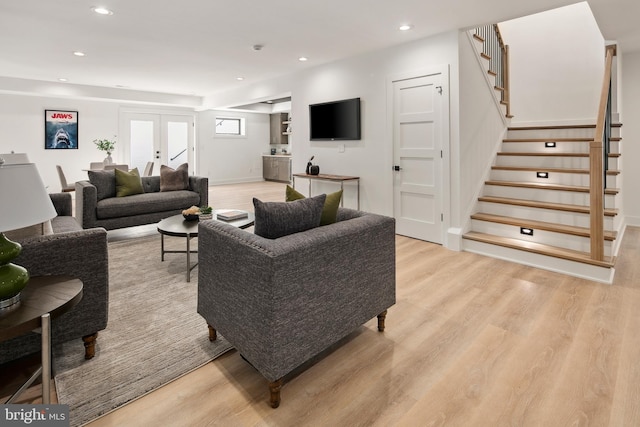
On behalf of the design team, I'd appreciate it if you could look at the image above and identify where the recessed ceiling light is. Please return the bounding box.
[58,78,68,82]
[399,24,413,31]
[92,7,113,15]
[298,57,308,62]
[236,77,244,81]
[73,51,86,57]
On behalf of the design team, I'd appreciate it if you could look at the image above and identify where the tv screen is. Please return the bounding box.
[309,98,361,141]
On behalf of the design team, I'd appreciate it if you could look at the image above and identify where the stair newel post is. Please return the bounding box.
[591,45,616,262]
[504,44,511,118]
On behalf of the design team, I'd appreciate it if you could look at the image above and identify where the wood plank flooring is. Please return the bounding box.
[3,181,640,426]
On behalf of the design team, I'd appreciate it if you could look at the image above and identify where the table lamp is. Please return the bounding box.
[0,159,57,308]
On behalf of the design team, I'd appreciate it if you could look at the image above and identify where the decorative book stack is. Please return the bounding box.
[217,210,249,221]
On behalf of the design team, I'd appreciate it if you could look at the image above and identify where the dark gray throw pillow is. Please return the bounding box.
[160,163,189,192]
[87,169,116,201]
[253,194,326,239]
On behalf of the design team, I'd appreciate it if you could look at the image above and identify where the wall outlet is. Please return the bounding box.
[338,144,345,153]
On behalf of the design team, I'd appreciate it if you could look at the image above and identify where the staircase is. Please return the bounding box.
[462,124,621,283]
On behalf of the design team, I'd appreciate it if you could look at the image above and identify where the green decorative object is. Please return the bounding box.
[94,137,117,164]
[0,232,29,306]
[93,137,116,154]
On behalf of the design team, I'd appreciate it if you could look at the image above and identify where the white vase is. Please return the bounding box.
[104,153,113,165]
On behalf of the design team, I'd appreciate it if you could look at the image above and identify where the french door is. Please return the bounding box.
[121,112,195,175]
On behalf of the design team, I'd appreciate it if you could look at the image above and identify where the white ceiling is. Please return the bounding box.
[0,0,637,98]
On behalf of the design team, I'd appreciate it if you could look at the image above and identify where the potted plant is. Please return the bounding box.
[94,137,117,164]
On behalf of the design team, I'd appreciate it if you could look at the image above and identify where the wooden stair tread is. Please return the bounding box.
[503,137,621,143]
[488,70,497,77]
[480,52,491,60]
[497,152,620,158]
[470,213,616,240]
[485,180,619,194]
[503,138,594,142]
[478,196,619,216]
[507,123,621,130]
[491,166,620,175]
[473,33,484,43]
[462,231,615,268]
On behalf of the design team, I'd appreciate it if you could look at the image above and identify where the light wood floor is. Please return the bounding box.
[7,181,640,426]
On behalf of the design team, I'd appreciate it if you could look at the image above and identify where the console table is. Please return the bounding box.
[0,275,83,404]
[292,173,360,210]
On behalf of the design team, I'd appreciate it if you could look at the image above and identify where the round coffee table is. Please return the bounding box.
[157,210,255,282]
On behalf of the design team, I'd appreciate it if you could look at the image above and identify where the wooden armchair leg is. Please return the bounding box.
[208,324,217,341]
[82,332,98,360]
[377,310,388,332]
[269,379,283,408]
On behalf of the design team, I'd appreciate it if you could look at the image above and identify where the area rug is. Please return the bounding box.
[53,234,233,427]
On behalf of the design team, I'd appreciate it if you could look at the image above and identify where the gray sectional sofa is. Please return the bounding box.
[0,192,109,364]
[76,173,208,230]
[197,207,396,407]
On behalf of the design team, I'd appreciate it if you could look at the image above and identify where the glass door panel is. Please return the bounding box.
[130,119,157,174]
[167,121,188,169]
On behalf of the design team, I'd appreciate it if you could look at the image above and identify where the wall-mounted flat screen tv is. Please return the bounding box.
[309,97,361,141]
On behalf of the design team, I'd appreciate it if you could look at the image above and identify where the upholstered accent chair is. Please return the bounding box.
[0,192,109,364]
[197,208,396,407]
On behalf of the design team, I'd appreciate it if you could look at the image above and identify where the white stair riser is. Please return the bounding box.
[462,239,614,284]
[506,127,621,139]
[483,185,617,207]
[500,141,619,153]
[490,170,618,187]
[476,201,616,229]
[470,219,612,256]
[495,155,619,170]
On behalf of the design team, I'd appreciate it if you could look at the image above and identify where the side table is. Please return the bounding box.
[292,173,360,209]
[0,275,83,404]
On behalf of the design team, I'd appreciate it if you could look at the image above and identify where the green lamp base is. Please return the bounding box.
[0,232,30,308]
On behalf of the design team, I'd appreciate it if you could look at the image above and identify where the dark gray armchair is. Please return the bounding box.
[0,192,109,364]
[197,208,396,407]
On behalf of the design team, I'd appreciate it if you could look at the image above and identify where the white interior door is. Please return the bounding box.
[392,73,444,243]
[122,112,194,175]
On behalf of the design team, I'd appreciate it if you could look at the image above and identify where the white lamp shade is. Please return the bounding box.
[0,163,57,232]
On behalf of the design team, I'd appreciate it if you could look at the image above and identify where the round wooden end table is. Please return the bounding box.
[0,275,83,404]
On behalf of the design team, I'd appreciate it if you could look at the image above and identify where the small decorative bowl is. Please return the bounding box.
[199,213,213,220]
[182,214,199,221]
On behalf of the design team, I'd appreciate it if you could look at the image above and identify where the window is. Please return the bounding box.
[215,117,245,136]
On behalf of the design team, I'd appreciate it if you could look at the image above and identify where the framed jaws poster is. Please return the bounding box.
[45,110,79,149]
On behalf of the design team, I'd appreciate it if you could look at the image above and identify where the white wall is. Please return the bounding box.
[197,110,270,185]
[0,94,202,192]
[499,2,605,124]
[621,51,640,225]
[457,32,508,231]
[0,94,120,192]
[204,31,461,219]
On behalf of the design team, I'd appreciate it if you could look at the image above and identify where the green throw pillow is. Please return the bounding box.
[115,167,144,197]
[285,185,343,226]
